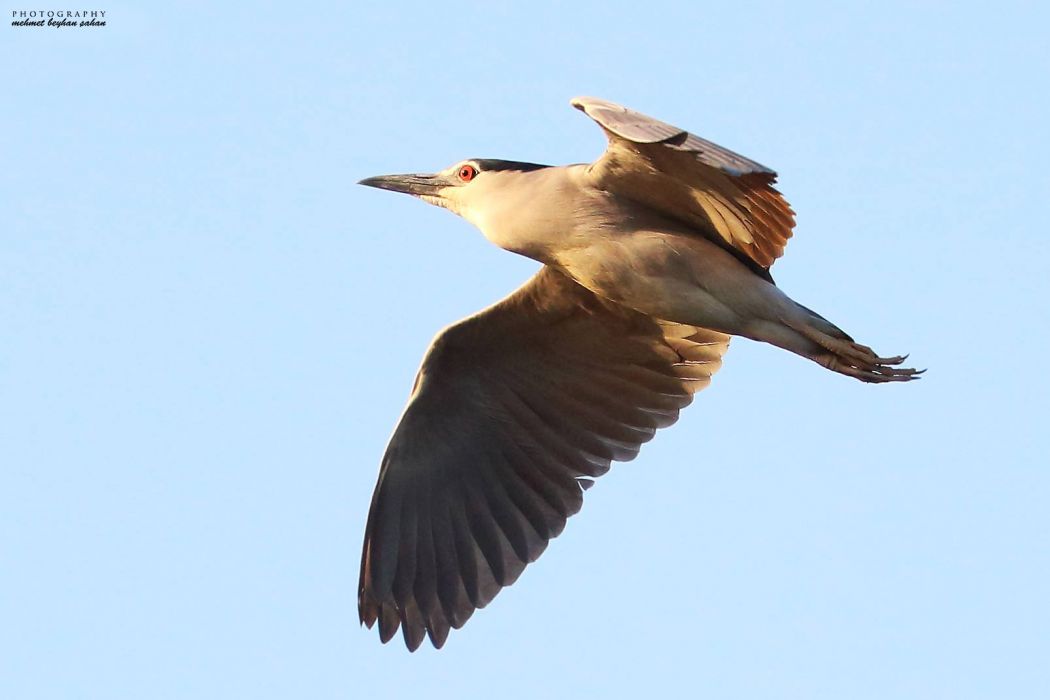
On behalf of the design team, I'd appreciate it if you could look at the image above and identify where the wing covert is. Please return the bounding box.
[572,96,796,268]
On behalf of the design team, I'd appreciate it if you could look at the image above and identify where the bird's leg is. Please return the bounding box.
[740,304,923,384]
[788,319,924,384]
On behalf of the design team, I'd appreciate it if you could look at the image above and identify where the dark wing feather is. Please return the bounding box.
[572,96,796,269]
[358,267,730,650]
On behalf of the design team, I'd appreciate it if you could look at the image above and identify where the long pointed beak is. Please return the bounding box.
[358,173,448,198]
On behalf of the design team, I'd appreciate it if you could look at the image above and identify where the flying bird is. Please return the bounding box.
[357,96,921,651]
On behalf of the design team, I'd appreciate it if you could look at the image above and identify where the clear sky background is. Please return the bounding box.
[3,2,1048,698]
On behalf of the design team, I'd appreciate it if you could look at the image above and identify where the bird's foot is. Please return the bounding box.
[819,340,924,383]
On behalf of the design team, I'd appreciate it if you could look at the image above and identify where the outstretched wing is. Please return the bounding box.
[572,96,795,269]
[358,266,730,650]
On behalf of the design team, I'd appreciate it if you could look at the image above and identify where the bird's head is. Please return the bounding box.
[359,159,549,228]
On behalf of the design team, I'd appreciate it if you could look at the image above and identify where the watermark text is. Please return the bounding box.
[11,10,107,27]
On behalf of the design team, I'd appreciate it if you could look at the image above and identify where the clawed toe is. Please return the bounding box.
[822,353,924,383]
[874,353,908,365]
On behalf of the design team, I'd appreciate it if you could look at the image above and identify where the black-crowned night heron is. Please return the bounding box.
[357,96,921,651]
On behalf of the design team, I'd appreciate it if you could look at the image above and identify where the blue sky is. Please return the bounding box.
[2,1,1047,698]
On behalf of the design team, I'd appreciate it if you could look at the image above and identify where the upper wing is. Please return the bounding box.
[572,96,795,269]
[358,267,730,650]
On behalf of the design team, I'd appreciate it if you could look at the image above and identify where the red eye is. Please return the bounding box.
[458,165,477,182]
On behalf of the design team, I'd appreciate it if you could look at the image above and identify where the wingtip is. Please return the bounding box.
[427,622,451,650]
[570,96,616,113]
[377,602,401,644]
[402,624,426,652]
